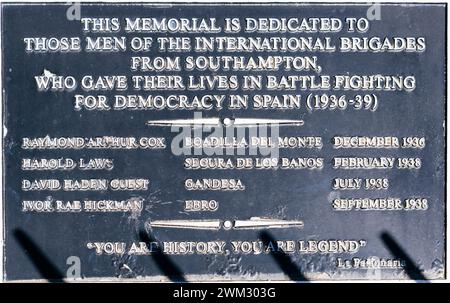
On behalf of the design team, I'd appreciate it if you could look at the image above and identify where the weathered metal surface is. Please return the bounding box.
[0,3,446,281]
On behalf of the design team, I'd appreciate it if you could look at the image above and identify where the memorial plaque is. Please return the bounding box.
[0,2,446,282]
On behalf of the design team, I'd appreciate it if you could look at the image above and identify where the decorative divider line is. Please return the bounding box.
[146,117,304,127]
[148,217,304,230]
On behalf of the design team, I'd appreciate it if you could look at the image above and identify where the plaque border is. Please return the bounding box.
[0,0,447,283]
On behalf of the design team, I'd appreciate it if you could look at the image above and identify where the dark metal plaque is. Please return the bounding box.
[0,2,446,282]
